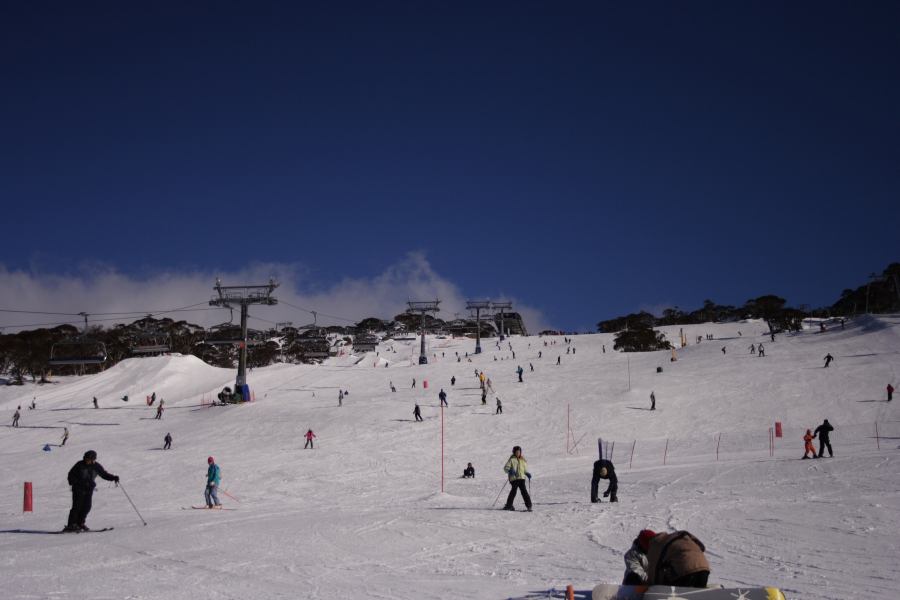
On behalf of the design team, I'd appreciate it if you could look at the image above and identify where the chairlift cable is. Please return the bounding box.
[81,301,214,317]
[279,301,358,324]
[0,308,84,316]
[1,307,228,331]
[0,301,210,318]
[248,315,279,325]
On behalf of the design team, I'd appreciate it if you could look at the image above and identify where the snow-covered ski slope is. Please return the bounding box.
[1,316,898,600]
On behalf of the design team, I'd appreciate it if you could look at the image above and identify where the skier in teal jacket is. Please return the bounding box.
[205,456,222,508]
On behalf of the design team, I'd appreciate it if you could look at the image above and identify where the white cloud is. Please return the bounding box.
[0,252,549,333]
[637,302,676,318]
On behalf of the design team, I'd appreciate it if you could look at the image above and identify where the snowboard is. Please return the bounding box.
[644,586,784,599]
[591,584,646,600]
[592,584,785,600]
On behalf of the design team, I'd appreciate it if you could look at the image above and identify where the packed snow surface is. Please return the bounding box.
[1,317,898,600]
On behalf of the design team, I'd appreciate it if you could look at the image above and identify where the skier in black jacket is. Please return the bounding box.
[64,450,118,532]
[591,459,618,503]
[814,419,834,457]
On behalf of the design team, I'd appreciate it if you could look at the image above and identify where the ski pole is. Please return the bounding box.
[118,482,147,526]
[491,480,508,507]
[220,489,241,503]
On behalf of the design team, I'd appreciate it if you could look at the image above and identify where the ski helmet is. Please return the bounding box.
[84,450,97,461]
[207,456,214,464]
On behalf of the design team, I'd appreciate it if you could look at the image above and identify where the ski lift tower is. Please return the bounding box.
[209,278,279,398]
[407,300,440,365]
[493,301,513,341]
[466,300,492,354]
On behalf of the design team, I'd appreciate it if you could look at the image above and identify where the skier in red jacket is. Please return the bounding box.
[802,429,817,459]
[304,429,316,449]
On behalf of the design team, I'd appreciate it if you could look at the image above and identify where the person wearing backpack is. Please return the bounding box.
[646,530,710,588]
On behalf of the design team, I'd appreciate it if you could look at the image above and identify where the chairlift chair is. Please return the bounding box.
[132,331,172,354]
[204,322,265,346]
[49,338,108,365]
[49,313,108,366]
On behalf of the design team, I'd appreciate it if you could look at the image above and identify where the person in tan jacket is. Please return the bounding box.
[646,530,710,588]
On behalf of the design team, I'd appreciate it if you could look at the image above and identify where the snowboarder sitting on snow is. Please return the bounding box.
[502,446,532,511]
[802,429,817,459]
[462,463,475,478]
[623,529,657,584]
[65,450,119,532]
[591,459,618,503]
[646,530,710,588]
[205,456,222,508]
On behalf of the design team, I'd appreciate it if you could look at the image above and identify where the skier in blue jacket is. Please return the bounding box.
[205,456,222,508]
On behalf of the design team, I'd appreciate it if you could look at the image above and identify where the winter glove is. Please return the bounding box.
[113,476,120,483]
[603,491,610,497]
[526,472,532,480]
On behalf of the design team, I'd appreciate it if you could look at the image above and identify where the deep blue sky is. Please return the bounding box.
[2,2,898,330]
